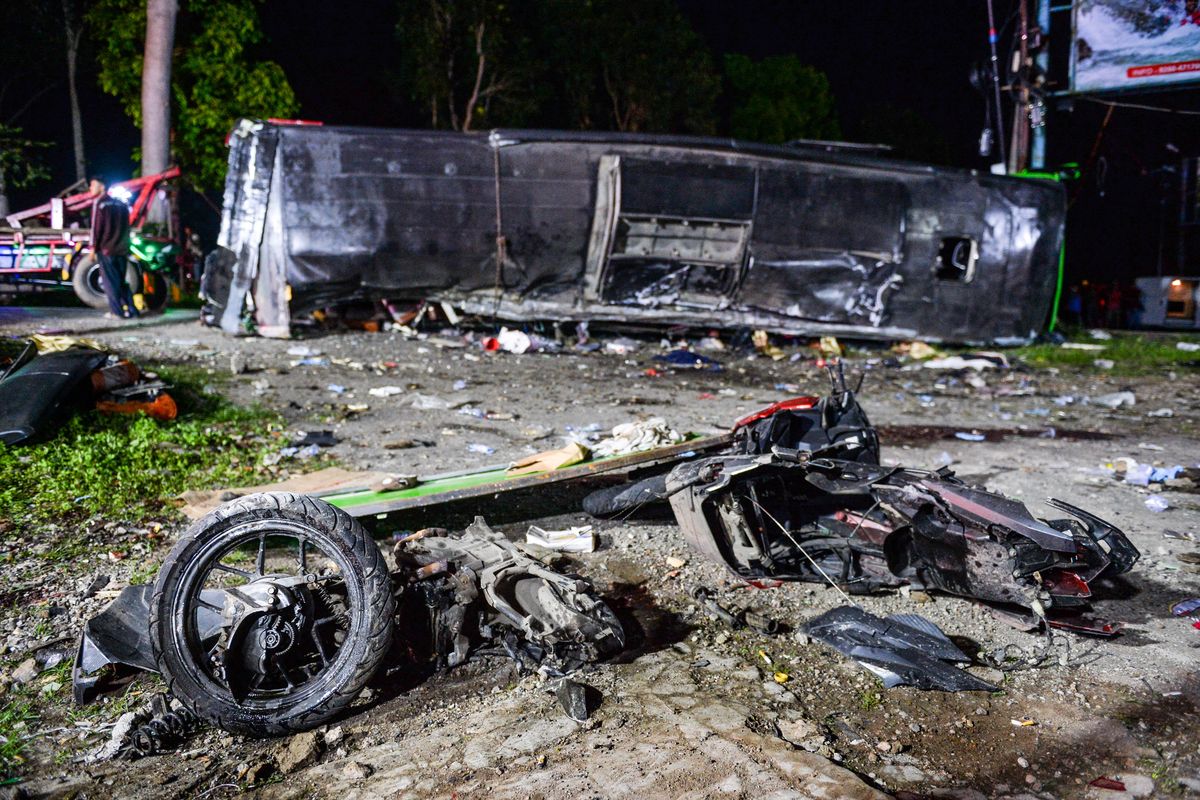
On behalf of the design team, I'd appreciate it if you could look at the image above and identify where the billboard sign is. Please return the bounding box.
[1071,0,1200,93]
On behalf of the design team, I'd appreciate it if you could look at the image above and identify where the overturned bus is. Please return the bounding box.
[202,119,1065,343]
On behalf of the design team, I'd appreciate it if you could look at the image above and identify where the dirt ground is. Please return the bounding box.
[3,308,1200,800]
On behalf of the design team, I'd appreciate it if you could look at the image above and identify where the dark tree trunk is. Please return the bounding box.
[141,0,177,177]
[64,0,86,182]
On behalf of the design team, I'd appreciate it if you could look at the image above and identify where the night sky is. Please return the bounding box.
[12,0,1200,283]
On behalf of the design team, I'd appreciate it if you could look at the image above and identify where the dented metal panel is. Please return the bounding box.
[204,120,1066,342]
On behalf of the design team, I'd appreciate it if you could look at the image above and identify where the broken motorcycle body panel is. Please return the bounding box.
[204,119,1064,343]
[73,495,623,737]
[803,606,998,692]
[667,453,1139,615]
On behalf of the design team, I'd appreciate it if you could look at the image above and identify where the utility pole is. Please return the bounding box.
[1030,0,1051,169]
[1009,0,1031,173]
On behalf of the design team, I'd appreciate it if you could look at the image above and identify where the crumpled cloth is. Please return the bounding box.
[591,417,684,458]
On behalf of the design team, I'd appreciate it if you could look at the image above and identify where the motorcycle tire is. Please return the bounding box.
[150,492,394,737]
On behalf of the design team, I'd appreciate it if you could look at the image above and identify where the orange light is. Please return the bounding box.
[1171,279,1183,287]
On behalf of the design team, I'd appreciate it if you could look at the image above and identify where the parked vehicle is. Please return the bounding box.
[0,168,187,311]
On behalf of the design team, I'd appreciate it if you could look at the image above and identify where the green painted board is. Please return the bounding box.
[325,433,733,519]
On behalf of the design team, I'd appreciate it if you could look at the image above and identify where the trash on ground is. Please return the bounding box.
[922,352,1008,371]
[1093,391,1136,409]
[1177,342,1200,352]
[368,385,404,397]
[526,524,596,553]
[1171,599,1200,617]
[507,442,590,476]
[290,430,338,448]
[1094,358,1115,370]
[591,418,684,458]
[467,442,495,455]
[1145,496,1170,513]
[803,606,997,692]
[1088,776,1126,790]
[954,431,986,442]
[692,587,781,635]
[652,349,722,371]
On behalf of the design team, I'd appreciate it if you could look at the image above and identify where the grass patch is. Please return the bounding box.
[0,363,285,527]
[0,699,37,781]
[1008,331,1200,374]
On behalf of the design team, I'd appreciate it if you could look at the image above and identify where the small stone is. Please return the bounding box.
[975,706,989,716]
[909,722,921,733]
[12,658,38,685]
[276,731,322,774]
[325,726,344,747]
[777,719,820,748]
[1017,756,1030,769]
[342,761,373,781]
[665,556,687,569]
[876,741,892,753]
[244,761,273,785]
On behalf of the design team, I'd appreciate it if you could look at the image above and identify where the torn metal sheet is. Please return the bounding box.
[804,606,997,692]
[203,120,1065,343]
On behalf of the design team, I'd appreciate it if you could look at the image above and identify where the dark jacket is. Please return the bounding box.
[91,196,130,257]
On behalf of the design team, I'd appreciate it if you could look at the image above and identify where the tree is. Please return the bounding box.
[141,0,177,179]
[395,0,521,131]
[88,0,298,188]
[590,0,718,134]
[724,54,839,143]
[0,127,51,218]
[393,0,719,135]
[63,0,89,183]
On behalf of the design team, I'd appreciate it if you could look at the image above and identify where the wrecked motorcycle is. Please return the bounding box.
[76,494,624,736]
[667,449,1139,628]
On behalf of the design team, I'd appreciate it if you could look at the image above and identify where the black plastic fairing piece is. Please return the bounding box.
[803,606,997,692]
[0,348,108,445]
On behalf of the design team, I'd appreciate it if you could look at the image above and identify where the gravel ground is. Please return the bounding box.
[3,308,1200,800]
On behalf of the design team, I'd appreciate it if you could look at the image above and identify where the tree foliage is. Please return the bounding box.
[395,0,719,134]
[0,126,51,192]
[396,0,523,131]
[724,54,839,143]
[88,0,298,188]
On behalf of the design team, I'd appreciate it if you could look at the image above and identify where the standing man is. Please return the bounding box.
[89,178,138,319]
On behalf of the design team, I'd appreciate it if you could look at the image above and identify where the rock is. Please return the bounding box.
[343,761,373,781]
[555,678,597,722]
[92,711,139,762]
[879,763,928,784]
[11,658,38,685]
[276,730,323,774]
[1119,773,1155,797]
[776,718,820,748]
[34,647,70,671]
[1017,756,1029,768]
[325,725,345,747]
[244,760,274,785]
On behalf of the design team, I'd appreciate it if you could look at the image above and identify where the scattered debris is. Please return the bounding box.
[803,607,997,691]
[526,524,596,553]
[591,418,684,458]
[1093,391,1136,409]
[76,504,624,739]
